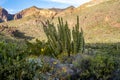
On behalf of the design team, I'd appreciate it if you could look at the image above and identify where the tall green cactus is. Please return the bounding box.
[72,17,85,54]
[43,16,85,57]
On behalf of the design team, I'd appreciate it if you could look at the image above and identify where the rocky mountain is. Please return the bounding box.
[0,6,65,21]
[54,0,120,43]
[49,8,64,13]
[55,6,75,17]
[78,0,108,8]
[14,6,56,20]
[0,0,120,43]
[0,7,13,22]
[0,0,113,23]
[0,6,70,40]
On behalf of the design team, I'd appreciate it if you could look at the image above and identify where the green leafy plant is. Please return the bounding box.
[90,53,119,80]
[0,41,27,80]
[78,53,120,80]
[26,39,52,56]
[0,41,47,80]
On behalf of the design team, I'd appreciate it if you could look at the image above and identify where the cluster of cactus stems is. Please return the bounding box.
[43,16,85,57]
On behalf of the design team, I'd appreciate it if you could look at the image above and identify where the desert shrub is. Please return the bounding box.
[72,54,92,79]
[26,39,52,56]
[90,54,118,79]
[43,17,85,57]
[0,41,47,80]
[79,53,120,80]
[0,41,27,79]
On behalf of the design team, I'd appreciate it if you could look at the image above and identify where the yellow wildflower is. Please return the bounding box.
[53,61,57,64]
[62,67,67,72]
[41,48,44,52]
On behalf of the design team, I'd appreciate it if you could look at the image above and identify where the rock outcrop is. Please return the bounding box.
[14,13,22,20]
[0,24,17,35]
[13,6,58,20]
[0,7,8,22]
[0,6,75,22]
[55,6,75,17]
[0,7,14,22]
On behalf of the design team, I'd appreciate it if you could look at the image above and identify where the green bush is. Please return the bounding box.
[90,54,117,79]
[0,41,47,80]
[79,53,120,80]
[0,41,26,79]
[26,39,52,56]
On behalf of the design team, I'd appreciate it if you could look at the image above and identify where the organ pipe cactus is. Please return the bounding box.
[42,16,85,57]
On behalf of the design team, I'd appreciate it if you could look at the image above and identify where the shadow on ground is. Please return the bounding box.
[12,30,34,40]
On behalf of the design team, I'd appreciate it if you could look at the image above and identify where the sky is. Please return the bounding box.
[0,0,90,14]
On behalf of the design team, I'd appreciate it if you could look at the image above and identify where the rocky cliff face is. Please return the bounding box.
[55,6,75,17]
[0,8,8,22]
[0,7,14,22]
[13,6,58,20]
[49,8,64,13]
[14,6,40,20]
[14,13,22,20]
[0,6,76,22]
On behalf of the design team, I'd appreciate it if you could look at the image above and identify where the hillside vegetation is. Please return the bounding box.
[0,0,120,43]
[0,17,120,80]
[0,0,120,79]
[54,0,120,43]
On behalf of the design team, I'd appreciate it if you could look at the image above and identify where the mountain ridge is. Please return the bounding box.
[0,5,75,22]
[0,8,14,22]
[0,0,120,43]
[0,0,109,23]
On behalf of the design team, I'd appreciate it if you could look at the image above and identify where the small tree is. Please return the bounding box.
[42,16,85,57]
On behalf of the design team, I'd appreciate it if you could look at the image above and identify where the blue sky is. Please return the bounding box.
[0,0,90,14]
